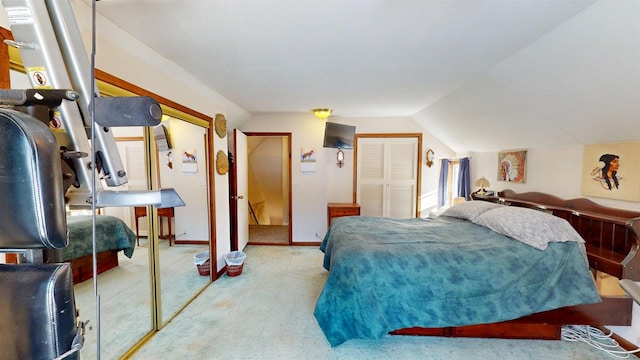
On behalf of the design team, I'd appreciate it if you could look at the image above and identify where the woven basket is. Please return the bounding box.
[197,260,210,276]
[227,264,243,277]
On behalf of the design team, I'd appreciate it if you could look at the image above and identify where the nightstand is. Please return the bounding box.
[327,203,360,226]
[471,192,500,203]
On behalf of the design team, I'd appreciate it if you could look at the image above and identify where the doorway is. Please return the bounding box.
[231,132,292,248]
[246,133,291,245]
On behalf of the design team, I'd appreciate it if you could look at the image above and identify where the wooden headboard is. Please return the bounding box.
[493,190,640,281]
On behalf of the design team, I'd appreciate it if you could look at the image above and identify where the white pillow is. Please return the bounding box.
[473,206,585,250]
[440,200,503,221]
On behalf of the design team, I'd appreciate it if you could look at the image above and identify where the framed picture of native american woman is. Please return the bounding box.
[581,141,640,201]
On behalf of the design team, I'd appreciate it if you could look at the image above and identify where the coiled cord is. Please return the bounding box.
[561,325,640,359]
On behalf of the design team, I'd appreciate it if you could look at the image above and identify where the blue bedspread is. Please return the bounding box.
[60,215,137,261]
[314,216,601,346]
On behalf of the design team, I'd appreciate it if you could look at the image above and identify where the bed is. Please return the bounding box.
[60,215,137,284]
[314,190,640,347]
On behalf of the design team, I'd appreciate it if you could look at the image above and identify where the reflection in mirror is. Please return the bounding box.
[70,208,151,359]
[7,58,213,354]
[9,68,154,358]
[73,128,152,358]
[155,116,211,324]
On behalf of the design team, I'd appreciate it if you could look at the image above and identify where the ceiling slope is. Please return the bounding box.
[93,0,639,152]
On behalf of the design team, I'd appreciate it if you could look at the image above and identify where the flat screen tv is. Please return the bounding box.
[323,122,356,149]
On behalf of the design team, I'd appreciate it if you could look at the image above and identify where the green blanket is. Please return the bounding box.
[60,215,137,261]
[314,216,601,346]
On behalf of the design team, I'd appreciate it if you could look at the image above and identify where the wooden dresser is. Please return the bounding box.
[327,203,360,226]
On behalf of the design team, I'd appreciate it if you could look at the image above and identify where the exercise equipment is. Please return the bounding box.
[0,0,184,358]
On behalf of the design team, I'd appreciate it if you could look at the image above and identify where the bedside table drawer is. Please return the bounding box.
[330,207,360,217]
[327,203,361,226]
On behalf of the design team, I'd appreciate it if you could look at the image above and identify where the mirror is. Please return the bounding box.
[81,128,154,358]
[3,26,215,356]
[8,68,154,358]
[155,116,211,324]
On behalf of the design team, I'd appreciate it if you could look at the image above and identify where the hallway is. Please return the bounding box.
[249,224,289,245]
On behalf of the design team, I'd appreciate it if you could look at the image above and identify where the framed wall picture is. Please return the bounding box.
[497,149,527,183]
[300,148,316,173]
[581,141,640,201]
[183,149,198,174]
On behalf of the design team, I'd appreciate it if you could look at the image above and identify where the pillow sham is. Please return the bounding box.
[440,200,503,221]
[473,206,584,250]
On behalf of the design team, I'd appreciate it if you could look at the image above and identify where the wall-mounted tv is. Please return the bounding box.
[323,122,356,149]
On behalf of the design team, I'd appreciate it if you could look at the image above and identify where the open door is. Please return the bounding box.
[232,129,249,251]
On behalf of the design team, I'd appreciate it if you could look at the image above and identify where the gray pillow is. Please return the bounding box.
[473,206,585,250]
[440,200,503,221]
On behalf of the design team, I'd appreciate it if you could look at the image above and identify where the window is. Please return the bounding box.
[444,160,460,207]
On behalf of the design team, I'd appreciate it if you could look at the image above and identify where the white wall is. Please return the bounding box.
[213,124,231,272]
[240,113,455,242]
[469,145,640,212]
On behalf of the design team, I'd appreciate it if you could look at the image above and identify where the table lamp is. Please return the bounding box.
[475,177,490,195]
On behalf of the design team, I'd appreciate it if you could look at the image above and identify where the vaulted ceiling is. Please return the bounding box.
[93,0,639,153]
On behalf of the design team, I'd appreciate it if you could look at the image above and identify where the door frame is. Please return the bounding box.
[353,133,423,218]
[247,132,292,245]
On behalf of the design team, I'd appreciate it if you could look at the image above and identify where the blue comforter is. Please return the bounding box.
[314,216,601,346]
[60,215,137,261]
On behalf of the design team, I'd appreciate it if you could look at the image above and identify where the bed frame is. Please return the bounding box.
[69,250,119,284]
[4,249,120,284]
[392,190,640,350]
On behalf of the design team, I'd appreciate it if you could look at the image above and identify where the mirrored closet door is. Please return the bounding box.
[7,69,156,359]
[154,116,212,325]
[3,31,216,357]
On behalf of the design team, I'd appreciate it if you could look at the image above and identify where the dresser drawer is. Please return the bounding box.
[330,207,360,217]
[327,203,361,226]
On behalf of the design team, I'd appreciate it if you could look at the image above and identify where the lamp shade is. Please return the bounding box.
[475,177,490,189]
[312,108,332,119]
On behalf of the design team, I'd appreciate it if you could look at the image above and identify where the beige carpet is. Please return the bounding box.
[131,246,620,360]
[74,240,209,360]
[249,225,289,245]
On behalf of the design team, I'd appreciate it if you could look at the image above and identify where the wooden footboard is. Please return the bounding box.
[69,250,119,284]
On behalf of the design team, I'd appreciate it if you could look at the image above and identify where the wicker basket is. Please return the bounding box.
[197,260,210,276]
[226,264,243,277]
[224,251,246,277]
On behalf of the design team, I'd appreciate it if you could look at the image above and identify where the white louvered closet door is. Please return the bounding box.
[357,137,418,218]
[124,142,146,230]
[357,140,386,216]
[125,143,146,191]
